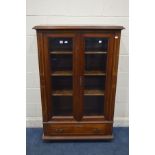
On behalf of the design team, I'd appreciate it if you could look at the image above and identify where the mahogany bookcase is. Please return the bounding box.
[33,26,124,140]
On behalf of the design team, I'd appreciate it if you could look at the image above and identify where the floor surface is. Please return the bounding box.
[26,127,129,155]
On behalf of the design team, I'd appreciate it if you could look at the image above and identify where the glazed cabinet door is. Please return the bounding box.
[39,32,116,123]
[42,33,78,122]
[79,33,115,121]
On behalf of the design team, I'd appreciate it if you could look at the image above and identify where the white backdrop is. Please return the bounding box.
[26,0,129,127]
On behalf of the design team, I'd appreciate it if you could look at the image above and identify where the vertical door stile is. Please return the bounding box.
[79,33,84,120]
[73,33,78,120]
[73,33,84,121]
[108,32,121,120]
[103,34,115,120]
[37,32,49,122]
[43,34,53,121]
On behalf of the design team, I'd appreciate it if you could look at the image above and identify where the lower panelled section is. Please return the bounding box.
[43,123,113,140]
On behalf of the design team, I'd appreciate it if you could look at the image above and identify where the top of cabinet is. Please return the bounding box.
[33,25,124,30]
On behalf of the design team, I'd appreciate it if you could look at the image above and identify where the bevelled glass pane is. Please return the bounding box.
[85,38,108,51]
[84,76,105,90]
[48,38,72,51]
[84,96,104,116]
[85,54,107,71]
[51,55,72,71]
[52,96,72,116]
[52,77,72,91]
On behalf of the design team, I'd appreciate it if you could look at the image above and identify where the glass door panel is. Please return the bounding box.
[83,36,109,116]
[48,37,73,116]
[84,96,104,115]
[85,38,108,52]
[85,54,107,72]
[49,38,73,52]
[52,97,72,116]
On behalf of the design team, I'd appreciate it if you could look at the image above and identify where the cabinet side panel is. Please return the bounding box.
[103,33,115,120]
[36,31,48,121]
[108,31,121,120]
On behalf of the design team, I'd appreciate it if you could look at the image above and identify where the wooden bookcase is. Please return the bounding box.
[33,26,124,140]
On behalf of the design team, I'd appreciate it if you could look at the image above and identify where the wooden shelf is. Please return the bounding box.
[84,89,105,96]
[52,90,72,96]
[85,51,107,54]
[51,71,105,76]
[51,71,72,76]
[50,51,72,54]
[50,51,107,54]
[52,89,104,96]
[84,71,106,76]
